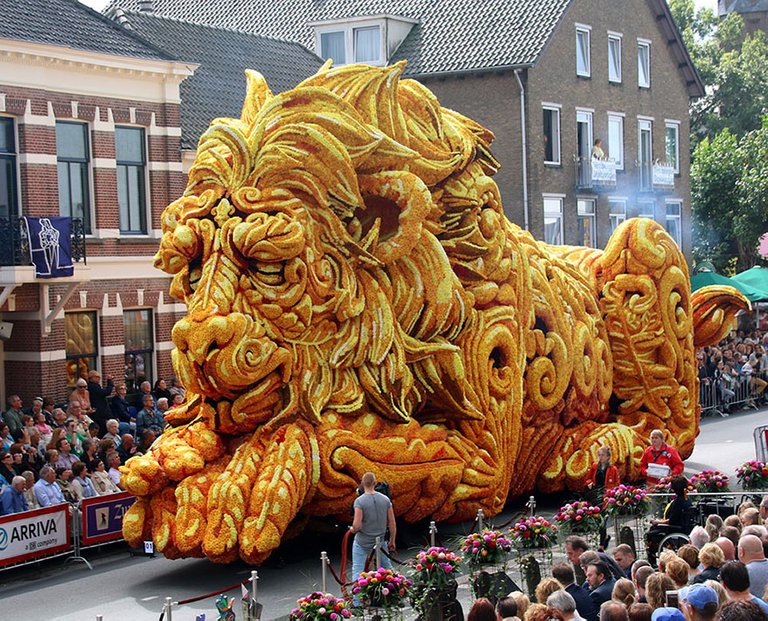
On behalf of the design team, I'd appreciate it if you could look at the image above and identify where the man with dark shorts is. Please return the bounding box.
[350,472,396,584]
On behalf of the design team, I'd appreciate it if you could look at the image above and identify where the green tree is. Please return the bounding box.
[692,123,768,271]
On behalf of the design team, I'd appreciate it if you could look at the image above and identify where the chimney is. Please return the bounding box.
[113,8,131,27]
[138,0,155,13]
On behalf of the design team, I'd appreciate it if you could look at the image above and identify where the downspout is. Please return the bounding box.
[514,69,529,231]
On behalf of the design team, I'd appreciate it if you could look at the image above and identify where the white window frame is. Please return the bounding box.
[665,199,682,245]
[577,198,597,248]
[314,21,385,66]
[608,197,627,233]
[608,32,623,83]
[543,194,565,246]
[577,109,594,160]
[607,113,624,170]
[638,117,653,188]
[637,39,651,88]
[542,104,561,165]
[576,25,592,78]
[637,199,655,220]
[665,120,680,174]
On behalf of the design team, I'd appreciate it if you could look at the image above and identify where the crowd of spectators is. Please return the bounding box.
[0,372,184,515]
[698,329,768,412]
[466,496,768,621]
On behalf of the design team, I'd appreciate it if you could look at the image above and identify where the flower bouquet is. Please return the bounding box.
[290,592,353,620]
[352,568,412,610]
[736,460,768,490]
[460,530,513,566]
[654,476,694,494]
[690,469,730,493]
[554,501,602,535]
[510,516,558,549]
[409,547,463,619]
[602,484,651,516]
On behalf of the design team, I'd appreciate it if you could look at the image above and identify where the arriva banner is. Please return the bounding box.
[0,504,71,568]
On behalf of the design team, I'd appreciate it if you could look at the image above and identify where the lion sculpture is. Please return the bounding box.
[121,62,747,564]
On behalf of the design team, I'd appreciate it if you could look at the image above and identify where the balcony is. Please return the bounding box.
[575,156,617,191]
[638,161,676,192]
[0,217,86,268]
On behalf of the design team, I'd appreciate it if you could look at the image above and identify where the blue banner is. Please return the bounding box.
[23,217,74,278]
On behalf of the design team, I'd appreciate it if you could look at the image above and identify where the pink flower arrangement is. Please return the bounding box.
[352,568,412,609]
[602,484,650,516]
[460,530,513,565]
[290,592,352,620]
[655,476,694,494]
[690,470,730,493]
[410,546,462,589]
[510,515,557,549]
[554,501,602,534]
[736,460,768,490]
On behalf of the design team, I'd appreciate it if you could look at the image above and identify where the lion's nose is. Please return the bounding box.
[172,312,250,365]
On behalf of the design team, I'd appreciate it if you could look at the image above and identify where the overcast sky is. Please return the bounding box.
[80,0,719,14]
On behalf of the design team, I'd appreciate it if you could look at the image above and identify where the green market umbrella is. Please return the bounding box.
[690,270,768,302]
[732,266,768,299]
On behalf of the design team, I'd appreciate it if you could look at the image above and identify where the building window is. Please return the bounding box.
[577,198,596,248]
[543,106,561,165]
[665,200,682,245]
[124,309,154,396]
[607,114,624,170]
[320,31,346,63]
[65,311,98,387]
[543,195,564,245]
[608,33,622,83]
[665,121,680,174]
[0,117,18,221]
[608,198,627,233]
[637,200,655,220]
[354,26,381,63]
[318,25,382,65]
[577,110,593,160]
[638,118,653,191]
[637,40,651,88]
[56,121,91,233]
[576,26,591,78]
[116,126,147,234]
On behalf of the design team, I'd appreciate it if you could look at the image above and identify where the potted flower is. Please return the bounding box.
[602,484,651,517]
[690,469,730,493]
[510,516,558,549]
[460,530,513,566]
[290,592,353,620]
[352,567,412,615]
[554,501,602,535]
[409,547,462,620]
[736,460,768,490]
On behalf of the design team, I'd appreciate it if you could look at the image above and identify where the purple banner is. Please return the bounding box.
[81,492,136,546]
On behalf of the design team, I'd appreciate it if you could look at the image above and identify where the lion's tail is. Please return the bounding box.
[691,285,751,348]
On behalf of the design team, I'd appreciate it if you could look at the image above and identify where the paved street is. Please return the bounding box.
[1,407,765,621]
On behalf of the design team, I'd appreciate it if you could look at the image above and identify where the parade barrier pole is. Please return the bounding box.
[429,521,437,547]
[375,536,381,568]
[165,596,173,621]
[321,551,329,592]
[250,570,263,621]
[96,615,103,621]
[526,495,536,518]
[476,508,484,531]
[65,508,93,570]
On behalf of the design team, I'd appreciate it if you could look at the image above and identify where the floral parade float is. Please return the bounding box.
[118,60,749,565]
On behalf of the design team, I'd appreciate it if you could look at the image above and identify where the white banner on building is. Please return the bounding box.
[0,504,71,568]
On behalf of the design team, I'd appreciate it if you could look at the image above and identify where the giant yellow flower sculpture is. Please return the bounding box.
[121,62,747,564]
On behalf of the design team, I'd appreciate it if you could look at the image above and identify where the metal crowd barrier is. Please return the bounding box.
[699,376,765,418]
[0,491,136,572]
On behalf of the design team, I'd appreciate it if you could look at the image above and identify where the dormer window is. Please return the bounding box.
[312,15,417,67]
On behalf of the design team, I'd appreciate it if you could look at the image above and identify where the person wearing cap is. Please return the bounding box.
[650,607,685,621]
[719,560,768,614]
[678,583,718,621]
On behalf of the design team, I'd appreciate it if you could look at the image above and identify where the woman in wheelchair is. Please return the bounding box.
[646,475,693,566]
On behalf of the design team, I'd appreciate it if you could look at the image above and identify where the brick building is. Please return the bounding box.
[719,0,768,36]
[0,0,320,404]
[110,0,704,256]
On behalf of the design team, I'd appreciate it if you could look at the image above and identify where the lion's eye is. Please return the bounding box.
[189,261,202,292]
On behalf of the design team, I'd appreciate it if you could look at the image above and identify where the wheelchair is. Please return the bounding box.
[645,503,701,565]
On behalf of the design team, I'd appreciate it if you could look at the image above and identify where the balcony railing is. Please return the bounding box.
[638,160,676,192]
[575,156,617,190]
[0,217,86,268]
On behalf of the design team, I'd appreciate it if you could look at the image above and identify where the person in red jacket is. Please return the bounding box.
[586,445,620,548]
[640,429,684,488]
